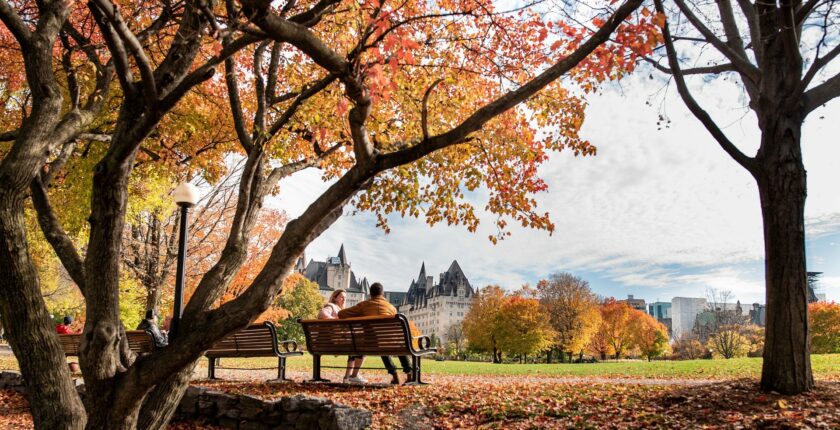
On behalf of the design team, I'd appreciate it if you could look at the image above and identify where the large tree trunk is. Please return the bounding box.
[137,363,196,430]
[757,110,813,394]
[0,195,86,429]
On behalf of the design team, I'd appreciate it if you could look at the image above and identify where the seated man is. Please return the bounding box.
[338,282,413,384]
[137,309,168,347]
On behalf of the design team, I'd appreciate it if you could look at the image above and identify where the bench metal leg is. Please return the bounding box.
[404,356,428,385]
[208,357,217,379]
[277,356,287,381]
[309,354,329,382]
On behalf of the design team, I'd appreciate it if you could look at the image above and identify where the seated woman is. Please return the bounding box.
[318,289,366,383]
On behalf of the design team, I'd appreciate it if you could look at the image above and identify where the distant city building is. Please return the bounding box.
[620,295,646,312]
[648,302,672,320]
[692,301,748,342]
[749,303,766,326]
[296,244,370,307]
[401,261,474,345]
[648,301,672,335]
[671,297,707,340]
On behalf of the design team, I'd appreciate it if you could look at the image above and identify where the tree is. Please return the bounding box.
[273,275,323,345]
[809,302,840,354]
[462,286,507,363]
[536,273,601,362]
[672,335,706,360]
[445,323,466,360]
[587,327,614,361]
[693,289,749,343]
[0,0,656,427]
[496,294,555,359]
[630,312,670,361]
[707,326,750,359]
[599,298,635,359]
[741,324,765,357]
[650,0,840,393]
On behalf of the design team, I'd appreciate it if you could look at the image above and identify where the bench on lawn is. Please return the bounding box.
[299,314,436,384]
[205,322,302,380]
[59,330,161,356]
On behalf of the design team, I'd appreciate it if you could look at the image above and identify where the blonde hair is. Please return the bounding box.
[328,289,347,306]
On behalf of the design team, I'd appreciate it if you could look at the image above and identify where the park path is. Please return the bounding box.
[195,367,719,386]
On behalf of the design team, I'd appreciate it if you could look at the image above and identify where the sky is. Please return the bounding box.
[266,71,840,306]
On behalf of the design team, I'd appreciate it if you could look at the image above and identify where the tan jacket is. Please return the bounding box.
[337,296,396,318]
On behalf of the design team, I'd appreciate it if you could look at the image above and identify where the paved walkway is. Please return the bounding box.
[194,367,718,386]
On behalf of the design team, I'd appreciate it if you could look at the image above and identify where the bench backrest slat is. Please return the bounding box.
[206,323,279,358]
[60,330,156,356]
[300,315,424,356]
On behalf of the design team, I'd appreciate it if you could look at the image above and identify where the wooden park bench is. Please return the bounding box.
[59,330,162,356]
[205,322,302,380]
[299,314,436,384]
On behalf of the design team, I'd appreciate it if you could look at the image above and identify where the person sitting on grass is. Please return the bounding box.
[338,282,413,385]
[318,289,367,384]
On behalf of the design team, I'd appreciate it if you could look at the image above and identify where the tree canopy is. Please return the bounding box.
[0,0,658,427]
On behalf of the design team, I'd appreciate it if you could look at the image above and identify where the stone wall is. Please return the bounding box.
[0,371,371,430]
[175,385,371,430]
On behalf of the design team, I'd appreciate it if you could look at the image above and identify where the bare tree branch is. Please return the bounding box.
[643,57,735,75]
[422,79,444,140]
[91,0,159,106]
[653,0,755,173]
[0,0,32,47]
[801,44,840,91]
[804,72,840,113]
[672,0,760,84]
[225,53,254,150]
[89,3,135,95]
[30,175,87,294]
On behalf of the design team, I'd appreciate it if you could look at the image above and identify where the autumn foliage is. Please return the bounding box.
[464,281,673,362]
[0,0,664,426]
[809,302,840,354]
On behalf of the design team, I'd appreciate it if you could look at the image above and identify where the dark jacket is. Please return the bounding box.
[137,319,168,347]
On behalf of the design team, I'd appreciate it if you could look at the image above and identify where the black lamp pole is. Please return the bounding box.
[171,181,197,340]
[170,203,190,341]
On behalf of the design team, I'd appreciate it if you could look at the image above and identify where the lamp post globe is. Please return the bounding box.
[173,182,199,207]
[171,182,198,340]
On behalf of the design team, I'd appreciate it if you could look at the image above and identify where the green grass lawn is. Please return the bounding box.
[2,353,838,380]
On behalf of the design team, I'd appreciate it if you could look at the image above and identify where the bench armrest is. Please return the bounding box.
[278,339,299,353]
[413,335,433,351]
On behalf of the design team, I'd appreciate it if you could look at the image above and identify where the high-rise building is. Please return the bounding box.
[648,301,672,320]
[648,301,672,334]
[671,297,707,340]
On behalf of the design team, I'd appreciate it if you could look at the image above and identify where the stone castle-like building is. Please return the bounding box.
[296,245,476,345]
[400,261,475,345]
[296,245,370,307]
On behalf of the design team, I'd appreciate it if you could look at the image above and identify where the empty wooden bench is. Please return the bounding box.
[59,330,161,356]
[299,314,436,384]
[205,322,302,380]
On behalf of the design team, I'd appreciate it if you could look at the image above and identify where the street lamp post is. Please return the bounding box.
[171,182,198,341]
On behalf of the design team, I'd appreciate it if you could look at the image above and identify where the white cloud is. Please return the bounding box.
[267,71,840,304]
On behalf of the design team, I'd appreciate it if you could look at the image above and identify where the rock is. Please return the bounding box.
[239,421,269,430]
[238,394,266,420]
[320,406,373,430]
